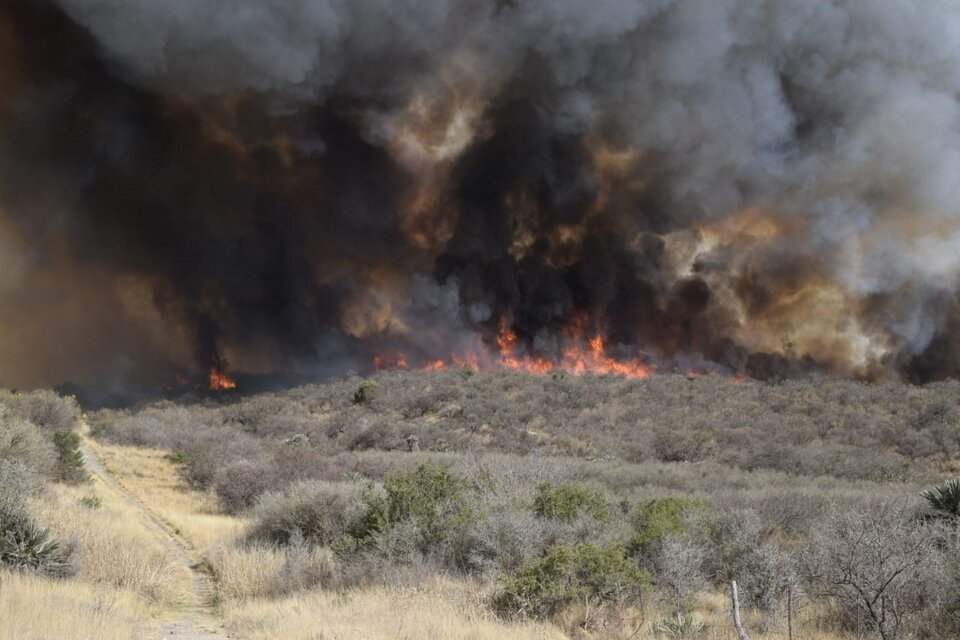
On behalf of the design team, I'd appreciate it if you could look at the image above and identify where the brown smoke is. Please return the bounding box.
[3,0,960,403]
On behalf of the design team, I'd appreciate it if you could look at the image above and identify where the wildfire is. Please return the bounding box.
[373,353,410,372]
[208,368,237,391]
[373,316,654,379]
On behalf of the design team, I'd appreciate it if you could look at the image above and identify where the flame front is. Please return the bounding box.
[373,316,653,379]
[208,368,237,391]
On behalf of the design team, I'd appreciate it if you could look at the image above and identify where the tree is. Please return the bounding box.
[804,501,936,640]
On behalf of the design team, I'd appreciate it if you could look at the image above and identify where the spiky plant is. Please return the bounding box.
[651,612,706,638]
[0,523,71,577]
[921,479,960,518]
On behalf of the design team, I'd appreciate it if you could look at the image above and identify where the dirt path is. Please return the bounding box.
[80,444,232,639]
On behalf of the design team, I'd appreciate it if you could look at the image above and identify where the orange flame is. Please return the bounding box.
[372,315,654,379]
[373,353,410,372]
[208,368,237,391]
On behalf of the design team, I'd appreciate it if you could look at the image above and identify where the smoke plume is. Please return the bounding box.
[4,0,960,400]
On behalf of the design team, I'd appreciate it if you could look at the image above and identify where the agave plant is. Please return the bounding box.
[651,612,705,639]
[0,522,71,577]
[921,479,960,518]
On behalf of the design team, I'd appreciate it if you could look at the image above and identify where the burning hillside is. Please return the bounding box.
[2,1,960,400]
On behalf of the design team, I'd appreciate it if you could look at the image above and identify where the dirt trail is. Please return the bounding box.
[80,444,232,639]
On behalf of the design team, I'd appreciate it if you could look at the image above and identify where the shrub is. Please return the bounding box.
[710,509,797,621]
[77,494,102,510]
[212,459,278,513]
[0,521,71,577]
[248,481,363,546]
[382,463,475,547]
[19,390,78,432]
[651,612,706,638]
[654,535,707,614]
[338,482,391,549]
[212,541,338,600]
[274,539,338,594]
[211,544,286,600]
[353,380,382,404]
[53,430,89,484]
[462,508,545,575]
[804,501,937,640]
[629,497,706,557]
[0,461,34,543]
[494,542,651,619]
[921,479,960,518]
[533,482,610,523]
[0,460,71,577]
[0,418,56,478]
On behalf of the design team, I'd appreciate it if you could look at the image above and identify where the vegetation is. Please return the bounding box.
[921,479,960,518]
[494,542,650,618]
[534,481,611,523]
[0,522,71,577]
[5,374,960,638]
[52,429,89,484]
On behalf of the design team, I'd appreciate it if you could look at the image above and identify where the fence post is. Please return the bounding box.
[730,580,750,640]
[787,584,794,640]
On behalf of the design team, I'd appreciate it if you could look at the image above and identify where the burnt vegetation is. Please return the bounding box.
[87,371,960,638]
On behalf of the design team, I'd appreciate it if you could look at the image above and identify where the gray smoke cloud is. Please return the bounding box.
[4,0,960,398]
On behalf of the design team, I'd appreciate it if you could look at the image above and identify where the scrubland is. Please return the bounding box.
[4,372,960,638]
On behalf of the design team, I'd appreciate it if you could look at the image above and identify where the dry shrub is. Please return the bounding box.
[210,543,337,600]
[0,418,55,478]
[210,544,285,600]
[18,390,79,433]
[247,480,363,546]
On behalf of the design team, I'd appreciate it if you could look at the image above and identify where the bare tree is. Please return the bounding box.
[803,500,936,640]
[655,534,706,613]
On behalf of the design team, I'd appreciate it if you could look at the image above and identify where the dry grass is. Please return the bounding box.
[630,592,847,640]
[209,544,286,600]
[31,471,190,605]
[0,569,151,640]
[222,576,567,640]
[83,439,246,556]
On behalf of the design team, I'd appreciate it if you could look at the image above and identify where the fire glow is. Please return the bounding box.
[208,368,237,391]
[374,317,653,379]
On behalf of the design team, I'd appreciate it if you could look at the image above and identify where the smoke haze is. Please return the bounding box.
[4,0,960,400]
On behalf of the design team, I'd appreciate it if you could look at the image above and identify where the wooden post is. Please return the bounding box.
[787,585,794,640]
[730,580,750,640]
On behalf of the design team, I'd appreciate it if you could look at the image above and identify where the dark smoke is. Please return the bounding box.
[2,0,960,401]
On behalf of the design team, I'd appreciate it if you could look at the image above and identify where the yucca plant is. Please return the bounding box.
[921,479,960,518]
[651,612,705,638]
[0,522,71,577]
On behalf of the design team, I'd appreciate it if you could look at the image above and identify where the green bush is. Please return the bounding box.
[0,521,71,577]
[533,481,610,523]
[494,542,650,619]
[353,381,382,405]
[922,479,960,518]
[628,497,706,557]
[651,611,705,638]
[78,494,102,510]
[338,464,475,555]
[383,463,475,547]
[53,430,89,484]
[342,483,390,546]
